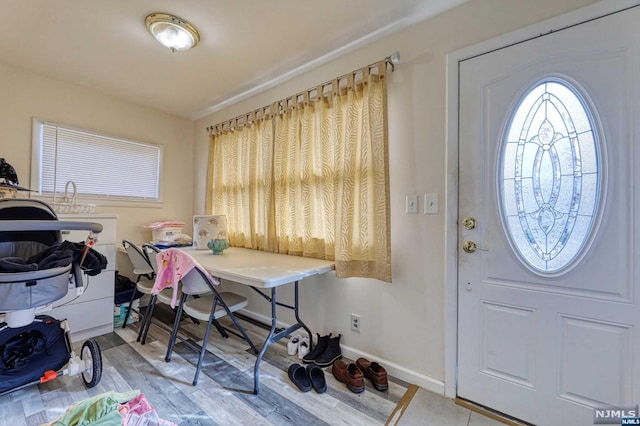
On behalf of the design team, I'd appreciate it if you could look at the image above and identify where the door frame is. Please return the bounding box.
[443,0,637,399]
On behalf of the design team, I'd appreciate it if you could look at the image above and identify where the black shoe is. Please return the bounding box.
[302,333,331,364]
[306,364,327,393]
[288,363,312,392]
[313,334,342,367]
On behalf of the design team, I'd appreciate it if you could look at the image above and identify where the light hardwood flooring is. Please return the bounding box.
[0,309,509,425]
[0,311,408,425]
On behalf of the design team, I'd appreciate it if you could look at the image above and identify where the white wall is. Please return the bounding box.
[0,0,606,395]
[193,0,599,391]
[0,62,194,276]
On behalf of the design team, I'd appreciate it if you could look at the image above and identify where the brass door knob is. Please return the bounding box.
[462,240,488,253]
[463,241,477,253]
[462,217,477,230]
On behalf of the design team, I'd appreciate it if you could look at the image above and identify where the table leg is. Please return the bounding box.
[251,281,314,394]
[253,287,277,394]
[294,281,313,350]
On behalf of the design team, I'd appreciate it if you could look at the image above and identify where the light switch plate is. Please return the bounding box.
[406,195,418,214]
[424,193,438,214]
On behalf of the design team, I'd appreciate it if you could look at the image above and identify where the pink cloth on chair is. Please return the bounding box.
[151,248,218,307]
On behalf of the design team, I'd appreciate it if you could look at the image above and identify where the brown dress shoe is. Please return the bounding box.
[355,357,388,391]
[332,359,364,393]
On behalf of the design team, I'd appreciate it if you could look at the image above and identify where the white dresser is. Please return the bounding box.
[51,214,118,342]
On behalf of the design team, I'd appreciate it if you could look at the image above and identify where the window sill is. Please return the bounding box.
[30,195,164,209]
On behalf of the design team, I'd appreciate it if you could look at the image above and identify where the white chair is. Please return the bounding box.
[164,267,258,386]
[137,243,183,344]
[121,239,155,329]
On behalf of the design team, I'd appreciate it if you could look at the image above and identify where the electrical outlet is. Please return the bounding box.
[351,313,361,332]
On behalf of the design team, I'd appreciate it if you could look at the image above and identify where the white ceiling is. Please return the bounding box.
[0,0,465,119]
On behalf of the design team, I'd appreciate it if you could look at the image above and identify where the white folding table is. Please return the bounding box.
[180,247,335,394]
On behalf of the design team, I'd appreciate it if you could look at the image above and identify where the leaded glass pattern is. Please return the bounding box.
[500,80,600,273]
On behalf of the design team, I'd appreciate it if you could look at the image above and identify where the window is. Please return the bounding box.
[499,79,602,274]
[31,119,162,202]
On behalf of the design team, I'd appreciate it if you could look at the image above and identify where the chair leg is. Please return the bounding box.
[193,312,216,386]
[226,311,258,354]
[212,293,258,354]
[165,293,187,363]
[210,311,229,338]
[138,294,158,344]
[121,276,140,329]
[136,295,151,342]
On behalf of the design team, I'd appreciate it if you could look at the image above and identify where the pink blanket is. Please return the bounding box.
[118,393,177,426]
[151,248,218,307]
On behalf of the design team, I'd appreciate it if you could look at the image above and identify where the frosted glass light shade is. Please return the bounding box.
[146,13,200,52]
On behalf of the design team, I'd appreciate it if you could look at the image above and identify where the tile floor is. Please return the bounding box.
[391,387,520,426]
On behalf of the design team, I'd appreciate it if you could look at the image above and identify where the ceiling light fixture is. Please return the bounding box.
[145,13,200,52]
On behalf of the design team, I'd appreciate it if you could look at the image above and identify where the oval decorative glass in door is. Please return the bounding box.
[499,79,602,274]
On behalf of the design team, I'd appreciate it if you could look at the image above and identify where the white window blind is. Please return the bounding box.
[32,119,161,201]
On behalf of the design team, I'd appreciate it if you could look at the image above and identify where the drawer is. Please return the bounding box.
[99,244,116,272]
[50,270,114,306]
[69,243,116,270]
[86,271,115,300]
[49,296,113,339]
[59,216,117,245]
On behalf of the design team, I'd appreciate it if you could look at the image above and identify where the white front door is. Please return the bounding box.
[457,6,640,426]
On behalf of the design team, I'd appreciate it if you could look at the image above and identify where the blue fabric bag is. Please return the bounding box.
[0,315,70,393]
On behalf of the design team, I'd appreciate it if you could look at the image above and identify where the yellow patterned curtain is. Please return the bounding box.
[206,62,391,282]
[208,117,275,251]
[273,96,335,259]
[273,66,391,282]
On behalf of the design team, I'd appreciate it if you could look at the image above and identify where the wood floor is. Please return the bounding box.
[0,311,410,425]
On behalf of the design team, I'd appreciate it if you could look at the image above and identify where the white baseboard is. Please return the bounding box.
[237,308,447,396]
[339,344,446,396]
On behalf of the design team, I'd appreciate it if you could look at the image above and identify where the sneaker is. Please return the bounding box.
[297,336,310,359]
[288,334,301,356]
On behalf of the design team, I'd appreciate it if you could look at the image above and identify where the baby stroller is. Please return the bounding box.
[0,199,105,396]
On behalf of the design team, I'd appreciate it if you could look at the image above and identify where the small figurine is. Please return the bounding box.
[207,238,230,255]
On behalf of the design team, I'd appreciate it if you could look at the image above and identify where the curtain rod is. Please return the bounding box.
[206,51,400,134]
